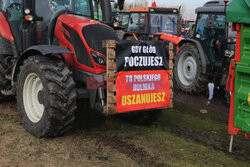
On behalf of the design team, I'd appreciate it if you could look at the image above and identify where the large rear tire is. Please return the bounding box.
[174,43,207,94]
[17,56,77,138]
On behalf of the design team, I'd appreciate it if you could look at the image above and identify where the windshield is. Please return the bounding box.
[150,14,177,35]
[121,14,129,27]
[35,0,96,44]
[127,13,148,33]
[185,21,195,28]
[127,13,139,32]
[115,13,129,27]
[36,0,92,23]
[195,13,226,40]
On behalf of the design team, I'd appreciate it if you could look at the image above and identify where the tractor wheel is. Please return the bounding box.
[174,43,207,94]
[119,110,162,125]
[17,56,77,138]
[0,54,12,99]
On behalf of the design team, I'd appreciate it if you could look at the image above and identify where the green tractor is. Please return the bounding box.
[174,0,236,94]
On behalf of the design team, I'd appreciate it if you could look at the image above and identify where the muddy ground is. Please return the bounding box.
[0,90,249,167]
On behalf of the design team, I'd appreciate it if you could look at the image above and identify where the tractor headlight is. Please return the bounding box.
[91,52,106,66]
[24,9,31,15]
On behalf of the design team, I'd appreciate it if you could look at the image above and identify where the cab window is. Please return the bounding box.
[37,0,92,20]
[127,13,139,32]
[122,14,129,26]
[74,0,91,16]
[150,14,177,35]
[139,13,148,33]
[1,0,22,20]
[195,13,225,40]
[195,13,209,39]
[92,0,103,21]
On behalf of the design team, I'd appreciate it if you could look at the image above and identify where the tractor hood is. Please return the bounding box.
[58,14,110,31]
[57,14,118,55]
[54,14,119,74]
[82,24,119,55]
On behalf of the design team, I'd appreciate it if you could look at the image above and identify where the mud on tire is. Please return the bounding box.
[17,56,77,138]
[174,43,207,94]
[0,54,12,99]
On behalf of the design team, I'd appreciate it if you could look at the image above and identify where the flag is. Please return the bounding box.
[149,0,157,7]
[152,0,157,7]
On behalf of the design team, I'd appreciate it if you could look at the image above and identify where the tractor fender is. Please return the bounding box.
[159,33,184,45]
[12,45,72,84]
[178,39,209,74]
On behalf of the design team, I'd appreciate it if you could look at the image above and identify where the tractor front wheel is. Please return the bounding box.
[17,56,77,138]
[174,43,207,94]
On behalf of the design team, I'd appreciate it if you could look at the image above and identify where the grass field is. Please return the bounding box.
[0,92,249,167]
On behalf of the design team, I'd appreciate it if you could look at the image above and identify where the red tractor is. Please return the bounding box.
[0,0,124,138]
[0,0,172,138]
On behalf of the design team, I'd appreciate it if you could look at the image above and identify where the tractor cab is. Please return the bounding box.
[125,7,179,40]
[2,0,113,53]
[193,0,236,72]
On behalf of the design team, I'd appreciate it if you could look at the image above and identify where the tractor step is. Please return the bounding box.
[1,87,15,96]
[5,74,11,80]
[76,88,89,99]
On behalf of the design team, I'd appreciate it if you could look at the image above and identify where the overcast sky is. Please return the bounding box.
[125,0,210,19]
[157,0,209,18]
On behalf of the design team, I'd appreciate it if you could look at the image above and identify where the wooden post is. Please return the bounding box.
[103,40,117,115]
[229,134,234,153]
[169,42,174,108]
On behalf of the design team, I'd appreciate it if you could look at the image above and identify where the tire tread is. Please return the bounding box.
[17,56,77,138]
[174,43,207,94]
